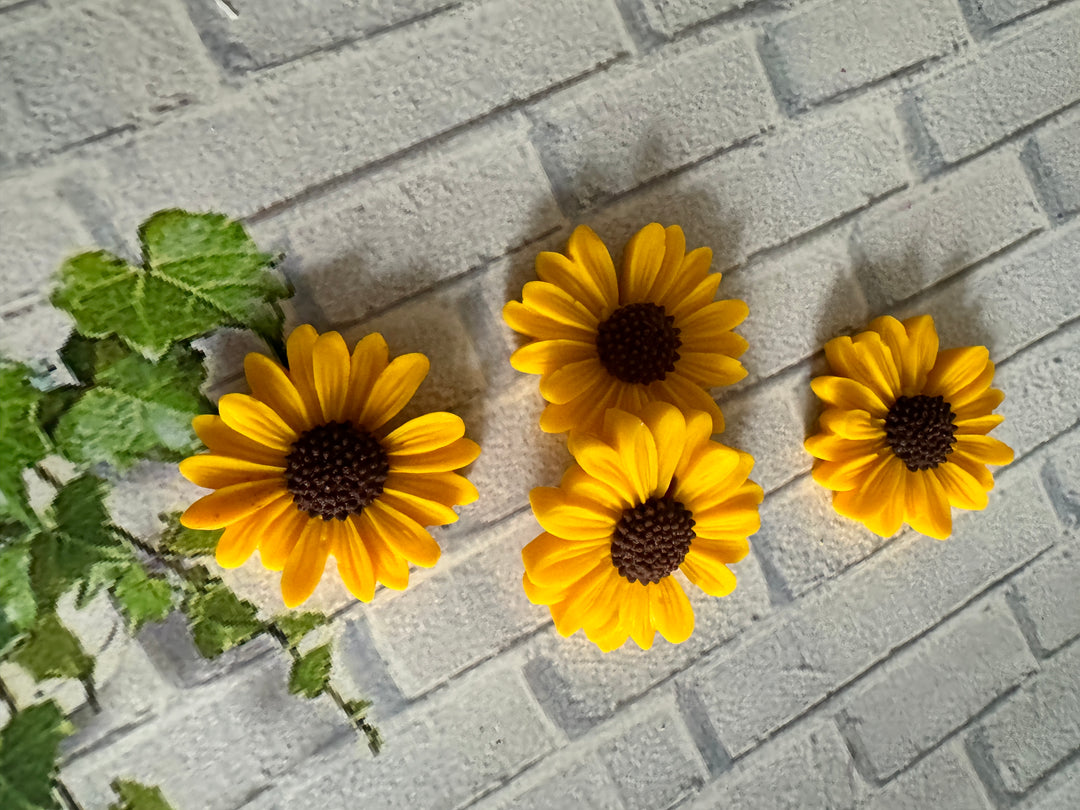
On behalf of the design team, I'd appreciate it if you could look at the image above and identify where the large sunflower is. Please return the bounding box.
[523,402,763,651]
[179,326,480,607]
[503,223,748,436]
[805,315,1013,540]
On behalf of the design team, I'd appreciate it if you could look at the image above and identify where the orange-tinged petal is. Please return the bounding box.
[640,401,686,497]
[549,561,612,638]
[620,583,655,650]
[345,333,390,417]
[181,479,286,530]
[214,495,291,569]
[655,373,725,434]
[681,548,737,597]
[192,415,286,467]
[510,339,596,376]
[566,433,638,506]
[925,346,991,399]
[312,331,351,422]
[388,437,480,473]
[832,456,905,537]
[379,489,459,527]
[353,512,410,590]
[503,300,596,342]
[811,451,884,491]
[384,412,466,455]
[335,517,376,602]
[218,393,297,453]
[804,434,885,463]
[366,500,441,567]
[650,576,694,644]
[281,518,333,608]
[918,471,953,539]
[666,272,724,322]
[676,352,747,387]
[825,332,900,404]
[285,324,322,424]
[810,376,888,415]
[953,435,1014,467]
[540,358,607,405]
[604,409,657,504]
[565,225,619,308]
[383,471,478,508]
[535,250,612,317]
[258,506,308,570]
[818,409,886,441]
[180,454,285,490]
[901,315,939,393]
[621,222,667,305]
[522,533,609,587]
[356,353,429,430]
[644,225,687,305]
[934,462,989,511]
[530,487,617,540]
[245,353,311,432]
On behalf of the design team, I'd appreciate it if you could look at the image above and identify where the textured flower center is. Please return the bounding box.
[611,496,695,584]
[596,303,682,385]
[285,421,389,521]
[885,395,957,471]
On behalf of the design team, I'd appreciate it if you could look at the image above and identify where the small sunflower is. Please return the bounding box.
[523,402,763,652]
[805,315,1013,540]
[179,326,480,607]
[503,223,749,436]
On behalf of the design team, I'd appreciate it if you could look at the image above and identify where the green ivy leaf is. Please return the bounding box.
[0,701,72,810]
[288,643,333,699]
[51,210,288,360]
[0,363,50,527]
[181,571,264,659]
[0,540,38,656]
[107,780,176,810]
[159,514,221,558]
[12,611,93,681]
[112,565,174,632]
[53,338,210,469]
[274,612,328,649]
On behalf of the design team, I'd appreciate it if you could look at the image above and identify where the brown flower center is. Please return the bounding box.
[611,495,695,584]
[884,395,957,471]
[285,421,389,521]
[596,303,682,385]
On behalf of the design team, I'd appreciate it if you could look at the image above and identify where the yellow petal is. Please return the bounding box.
[379,489,459,527]
[817,409,886,441]
[659,245,714,314]
[811,451,884,492]
[334,517,376,602]
[539,358,607,405]
[535,250,613,317]
[565,435,638,505]
[640,401,686,497]
[678,299,750,344]
[824,333,900,405]
[565,225,619,308]
[356,353,430,430]
[281,518,333,608]
[181,479,286,530]
[549,561,613,638]
[345,333,390,416]
[666,271,724,322]
[655,373,725,434]
[924,346,991,399]
[649,577,694,644]
[353,512,410,590]
[639,225,686,306]
[180,454,285,490]
[674,443,745,508]
[953,389,1005,421]
[522,280,599,330]
[388,437,480,473]
[804,433,884,463]
[832,456,905,538]
[810,376,888,416]
[258,506,308,570]
[192,415,285,468]
[901,315,940,393]
[953,435,1014,467]
[621,222,667,304]
[510,339,597,376]
[312,331,351,422]
[934,462,989,512]
[619,583,656,650]
[676,352,747,387]
[244,353,311,432]
[502,300,596,342]
[686,530,751,564]
[538,378,621,436]
[384,471,478,508]
[954,413,1004,435]
[529,487,617,541]
[559,465,627,513]
[522,532,610,587]
[604,409,658,504]
[917,471,952,539]
[949,362,997,410]
[218,393,297,453]
[214,495,292,569]
[681,548,737,596]
[285,325,322,424]
[384,412,466,455]
[366,500,441,567]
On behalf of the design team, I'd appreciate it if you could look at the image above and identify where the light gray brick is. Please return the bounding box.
[688,469,1058,756]
[281,117,562,325]
[725,231,868,382]
[60,648,349,810]
[853,150,1046,308]
[960,0,1055,30]
[865,743,992,810]
[598,701,708,810]
[912,8,1080,164]
[531,31,777,209]
[592,105,907,271]
[1043,426,1080,528]
[181,0,454,72]
[0,297,73,368]
[244,664,559,810]
[1022,757,1080,810]
[688,721,866,810]
[995,321,1080,458]
[0,0,217,164]
[905,224,1080,363]
[975,640,1080,794]
[1028,106,1080,222]
[525,556,771,737]
[841,594,1037,779]
[86,0,627,234]
[632,0,753,38]
[755,476,888,599]
[366,513,547,697]
[481,756,626,810]
[763,0,965,110]
[1011,546,1080,654]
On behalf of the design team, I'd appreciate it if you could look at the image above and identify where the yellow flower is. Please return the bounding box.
[179,326,480,607]
[805,315,1013,540]
[523,402,762,652]
[503,223,749,436]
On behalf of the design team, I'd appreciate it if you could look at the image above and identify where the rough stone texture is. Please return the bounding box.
[763,0,965,110]
[864,743,993,809]
[1010,546,1080,654]
[632,0,753,37]
[840,594,1037,780]
[1027,106,1080,222]
[1043,427,1080,528]
[959,0,1055,30]
[477,754,626,810]
[974,640,1080,794]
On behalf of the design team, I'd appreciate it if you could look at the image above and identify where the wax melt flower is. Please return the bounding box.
[805,315,1012,540]
[179,326,480,607]
[503,223,748,436]
[523,402,762,651]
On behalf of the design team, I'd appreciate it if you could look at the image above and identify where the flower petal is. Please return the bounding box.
[366,500,441,567]
[379,489,460,527]
[384,471,478,509]
[681,548,737,597]
[604,409,658,504]
[832,456,906,538]
[510,339,597,376]
[678,299,750,342]
[521,280,600,331]
[312,330,351,422]
[549,561,613,638]
[658,245,713,311]
[655,373,725,434]
[334,517,376,602]
[180,454,285,490]
[619,582,656,650]
[566,433,638,506]
[214,494,293,569]
[907,470,952,539]
[954,434,1014,466]
[621,222,667,305]
[258,506,308,570]
[934,462,989,512]
[285,324,322,424]
[650,577,694,644]
[535,250,612,317]
[353,512,410,590]
[245,353,311,432]
[644,225,687,305]
[810,376,888,415]
[181,479,286,530]
[345,333,390,416]
[530,487,618,541]
[388,437,480,473]
[539,358,607,405]
[218,393,297,453]
[356,353,430,430]
[824,332,900,404]
[817,409,886,441]
[503,300,596,342]
[522,532,610,587]
[925,346,991,399]
[384,412,466,455]
[281,518,333,608]
[192,415,286,468]
[640,401,686,497]
[565,225,619,308]
[902,315,940,393]
[666,272,723,322]
[676,352,747,387]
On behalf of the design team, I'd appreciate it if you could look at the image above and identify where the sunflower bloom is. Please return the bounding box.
[523,402,762,652]
[503,223,748,436]
[805,315,1013,540]
[179,326,480,607]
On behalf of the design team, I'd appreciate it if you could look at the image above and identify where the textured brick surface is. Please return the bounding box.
[840,594,1036,779]
[633,0,752,37]
[763,0,964,109]
[1010,546,1080,654]
[479,755,626,810]
[1028,106,1080,221]
[864,743,992,809]
[960,0,1055,30]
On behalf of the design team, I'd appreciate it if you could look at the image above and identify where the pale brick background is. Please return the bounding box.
[1,0,1078,807]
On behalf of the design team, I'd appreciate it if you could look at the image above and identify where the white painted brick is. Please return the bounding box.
[0,662,86,714]
[865,743,992,810]
[1022,757,1080,810]
[763,0,965,109]
[525,556,771,737]
[687,469,1059,756]
[852,150,1046,308]
[1043,426,1080,528]
[688,721,867,810]
[1028,106,1080,222]
[106,461,205,545]
[244,664,559,810]
[912,8,1080,164]
[280,118,562,325]
[975,640,1080,794]
[755,476,888,599]
[841,594,1036,779]
[598,701,708,810]
[367,513,547,697]
[995,322,1080,459]
[592,105,907,270]
[181,0,454,72]
[531,31,777,209]
[86,0,627,233]
[960,0,1055,30]
[0,296,73,367]
[60,648,350,810]
[720,366,812,495]
[0,0,217,164]
[904,224,1080,363]
[483,755,626,810]
[1011,546,1080,654]
[725,230,868,382]
[632,0,752,38]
